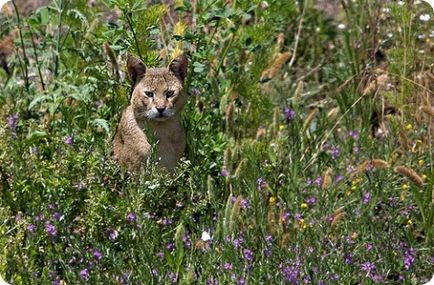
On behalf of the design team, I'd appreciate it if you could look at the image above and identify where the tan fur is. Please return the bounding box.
[113,54,188,172]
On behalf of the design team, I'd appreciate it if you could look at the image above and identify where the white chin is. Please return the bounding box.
[146,109,175,121]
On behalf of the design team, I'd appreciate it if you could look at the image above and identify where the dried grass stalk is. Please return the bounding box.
[321,168,333,189]
[327,107,340,120]
[371,159,389,169]
[351,159,389,178]
[303,108,319,131]
[421,106,434,117]
[260,52,291,82]
[331,211,346,229]
[394,166,425,187]
[234,159,246,178]
[229,195,243,233]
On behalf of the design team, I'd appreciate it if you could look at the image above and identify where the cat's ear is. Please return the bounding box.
[127,55,146,85]
[168,54,188,82]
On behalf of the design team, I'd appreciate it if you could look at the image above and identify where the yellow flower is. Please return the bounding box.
[406,123,412,130]
[300,203,308,209]
[279,125,285,131]
[407,219,413,225]
[400,191,407,201]
[402,183,409,190]
[269,196,276,205]
[299,219,307,229]
[418,160,425,167]
[174,21,186,36]
[351,185,357,191]
[352,178,363,186]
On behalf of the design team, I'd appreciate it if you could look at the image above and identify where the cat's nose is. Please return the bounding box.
[156,107,166,113]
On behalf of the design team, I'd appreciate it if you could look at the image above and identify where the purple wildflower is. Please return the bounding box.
[306,197,316,205]
[35,212,45,221]
[241,199,250,209]
[330,147,340,160]
[79,268,90,281]
[281,264,300,283]
[166,243,175,252]
[45,222,57,237]
[48,203,58,209]
[281,211,290,221]
[335,174,344,183]
[126,212,137,222]
[243,248,254,262]
[314,176,322,186]
[168,272,178,283]
[284,107,295,122]
[64,136,74,146]
[220,169,229,177]
[108,229,119,240]
[183,234,192,249]
[264,247,272,257]
[237,278,246,285]
[7,113,19,138]
[52,212,61,221]
[294,213,302,222]
[265,235,273,245]
[92,249,102,261]
[330,273,340,281]
[403,248,416,270]
[348,130,359,140]
[257,177,267,190]
[344,253,353,265]
[27,224,36,233]
[223,262,233,270]
[371,274,384,283]
[361,262,376,273]
[363,192,371,204]
[151,268,159,276]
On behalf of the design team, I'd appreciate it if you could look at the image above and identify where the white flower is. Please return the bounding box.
[337,23,346,30]
[420,13,431,21]
[201,231,211,241]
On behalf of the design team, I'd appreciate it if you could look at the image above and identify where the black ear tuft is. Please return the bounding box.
[127,55,146,85]
[168,54,188,82]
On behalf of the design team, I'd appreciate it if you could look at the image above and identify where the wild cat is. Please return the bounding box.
[112,54,188,172]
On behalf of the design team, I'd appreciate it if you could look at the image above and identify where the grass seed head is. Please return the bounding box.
[394,166,425,187]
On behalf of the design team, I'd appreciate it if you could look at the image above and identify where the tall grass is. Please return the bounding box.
[0,0,433,284]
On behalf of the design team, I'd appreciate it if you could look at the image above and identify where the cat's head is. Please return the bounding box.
[128,54,188,122]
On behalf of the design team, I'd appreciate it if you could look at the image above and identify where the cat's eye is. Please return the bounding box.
[165,90,175,98]
[144,91,154,98]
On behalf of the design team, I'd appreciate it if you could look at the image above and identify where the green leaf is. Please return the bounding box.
[93,118,110,134]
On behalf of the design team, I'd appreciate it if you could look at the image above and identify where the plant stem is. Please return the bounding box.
[29,29,45,91]
[12,0,30,91]
[125,11,143,60]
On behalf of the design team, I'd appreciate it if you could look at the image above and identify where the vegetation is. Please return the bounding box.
[0,0,433,284]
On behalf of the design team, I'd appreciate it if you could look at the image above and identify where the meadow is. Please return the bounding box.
[0,0,433,284]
